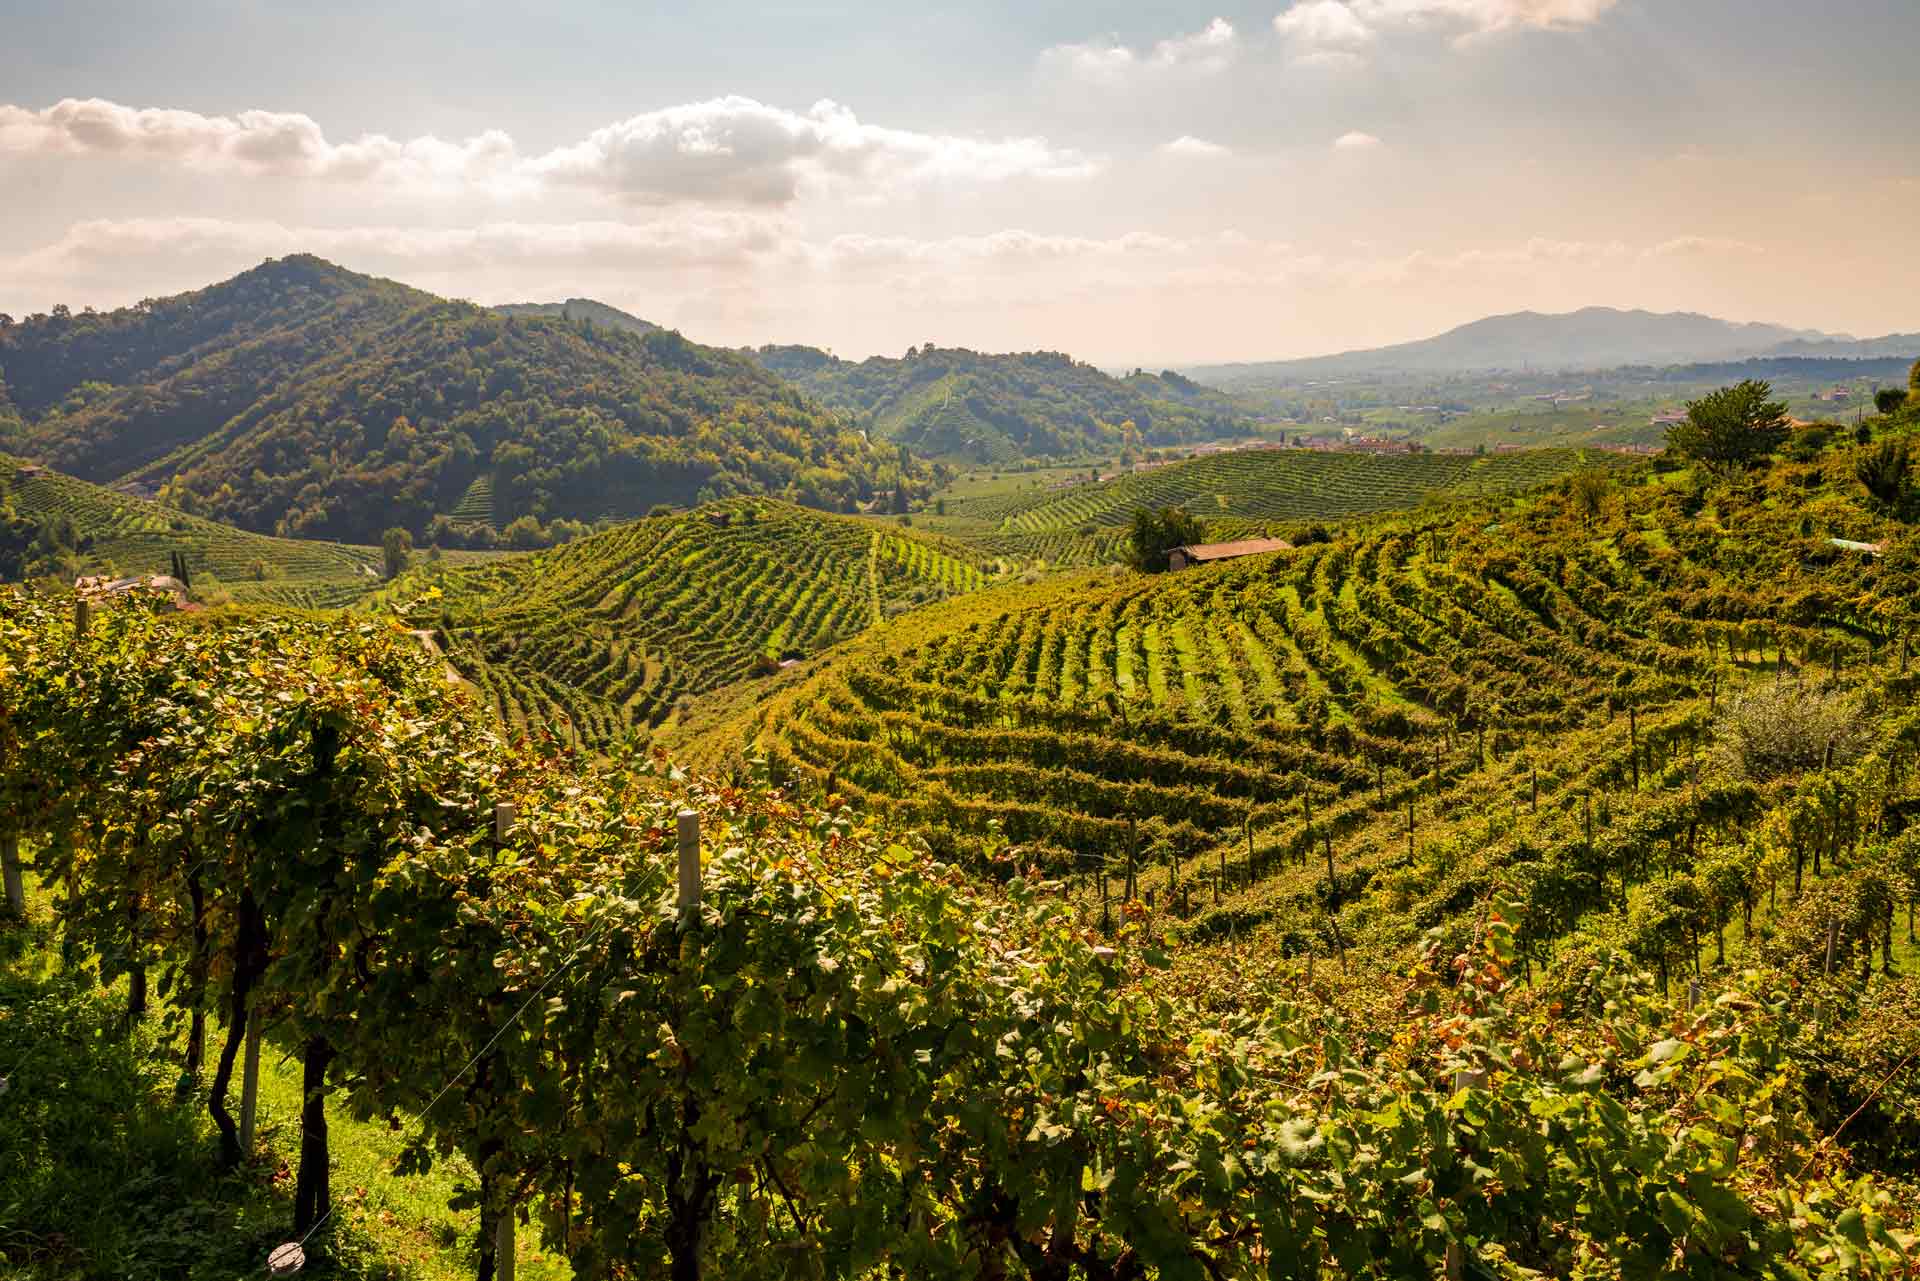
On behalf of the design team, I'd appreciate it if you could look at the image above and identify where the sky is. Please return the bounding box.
[2,0,1916,365]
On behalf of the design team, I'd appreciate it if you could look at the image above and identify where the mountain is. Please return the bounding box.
[492,297,660,336]
[1187,307,1853,382]
[752,344,1259,462]
[0,257,910,545]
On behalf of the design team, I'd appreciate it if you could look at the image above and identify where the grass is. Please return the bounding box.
[0,877,568,1281]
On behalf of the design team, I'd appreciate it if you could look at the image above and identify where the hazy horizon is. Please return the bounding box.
[4,0,1916,365]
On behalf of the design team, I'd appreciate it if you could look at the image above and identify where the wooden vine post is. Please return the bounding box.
[1125,816,1138,902]
[497,801,525,1279]
[1629,705,1640,790]
[1,831,23,920]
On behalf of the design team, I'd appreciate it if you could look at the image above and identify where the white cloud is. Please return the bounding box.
[1333,131,1384,149]
[1040,18,1239,84]
[1161,135,1233,158]
[1273,1,1375,56]
[1274,0,1618,60]
[529,97,1097,205]
[0,96,1097,206]
[0,99,524,191]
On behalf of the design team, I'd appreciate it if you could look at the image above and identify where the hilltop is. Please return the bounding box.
[492,297,660,335]
[0,257,912,545]
[752,343,1259,462]
[1189,306,1884,382]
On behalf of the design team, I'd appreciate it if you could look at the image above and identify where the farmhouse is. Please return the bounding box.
[1168,537,1293,571]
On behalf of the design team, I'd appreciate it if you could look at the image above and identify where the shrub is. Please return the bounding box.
[1714,685,1870,782]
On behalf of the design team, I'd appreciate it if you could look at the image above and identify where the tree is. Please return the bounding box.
[1873,388,1907,416]
[381,526,413,580]
[1126,506,1205,573]
[1565,469,1613,526]
[1666,379,1790,471]
[1855,436,1912,511]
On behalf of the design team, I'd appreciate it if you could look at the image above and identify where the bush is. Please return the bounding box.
[1714,685,1871,782]
[1875,388,1907,416]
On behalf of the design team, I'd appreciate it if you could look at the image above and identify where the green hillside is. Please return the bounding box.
[0,256,916,546]
[0,453,402,608]
[689,426,1920,964]
[388,498,994,747]
[753,343,1259,461]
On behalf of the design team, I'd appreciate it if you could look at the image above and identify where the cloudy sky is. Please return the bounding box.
[3,0,1915,364]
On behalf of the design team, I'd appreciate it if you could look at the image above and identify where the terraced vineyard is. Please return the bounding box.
[399,498,994,747]
[1,454,392,607]
[695,436,1920,973]
[936,446,1633,537]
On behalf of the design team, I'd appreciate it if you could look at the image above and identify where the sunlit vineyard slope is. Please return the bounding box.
[694,431,1920,980]
[394,498,994,747]
[0,453,399,607]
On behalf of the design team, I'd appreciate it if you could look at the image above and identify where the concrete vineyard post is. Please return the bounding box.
[678,810,701,922]
[240,1006,263,1155]
[497,1211,516,1281]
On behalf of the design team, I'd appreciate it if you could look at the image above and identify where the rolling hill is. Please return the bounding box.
[386,497,994,747]
[0,256,912,545]
[752,343,1259,461]
[682,425,1920,914]
[0,452,410,608]
[1189,307,1858,382]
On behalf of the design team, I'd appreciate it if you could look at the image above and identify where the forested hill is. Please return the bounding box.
[0,257,912,545]
[752,343,1258,462]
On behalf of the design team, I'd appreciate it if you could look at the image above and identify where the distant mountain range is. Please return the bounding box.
[0,257,906,544]
[751,345,1257,462]
[493,297,660,336]
[1186,307,1919,382]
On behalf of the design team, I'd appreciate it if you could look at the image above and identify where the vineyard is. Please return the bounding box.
[0,455,397,608]
[932,446,1635,537]
[697,435,1920,999]
[392,498,995,748]
[5,579,1918,1280]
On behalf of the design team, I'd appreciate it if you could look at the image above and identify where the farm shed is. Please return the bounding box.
[1168,537,1294,571]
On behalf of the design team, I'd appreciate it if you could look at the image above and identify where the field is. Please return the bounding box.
[391,497,994,748]
[2,455,401,608]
